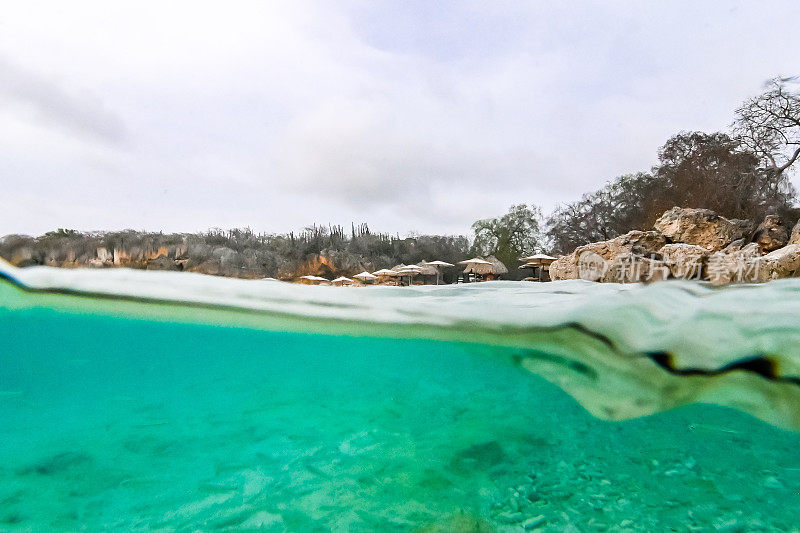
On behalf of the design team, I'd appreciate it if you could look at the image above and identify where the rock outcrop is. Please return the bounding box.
[658,243,709,280]
[550,207,800,284]
[549,230,666,281]
[653,207,752,252]
[706,243,761,285]
[751,244,800,282]
[752,214,789,253]
[790,220,800,245]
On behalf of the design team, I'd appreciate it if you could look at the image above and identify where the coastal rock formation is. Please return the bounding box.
[658,243,709,279]
[285,253,371,280]
[550,207,800,284]
[549,230,666,281]
[547,255,578,281]
[598,252,670,283]
[146,256,184,271]
[752,214,789,253]
[790,220,800,245]
[653,207,753,252]
[751,244,800,282]
[706,243,761,285]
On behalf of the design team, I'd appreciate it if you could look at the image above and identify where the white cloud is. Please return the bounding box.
[0,0,799,237]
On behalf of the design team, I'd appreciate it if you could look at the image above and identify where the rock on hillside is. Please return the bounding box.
[752,244,800,282]
[549,230,666,282]
[790,219,800,245]
[752,214,789,253]
[550,207,800,284]
[653,207,752,252]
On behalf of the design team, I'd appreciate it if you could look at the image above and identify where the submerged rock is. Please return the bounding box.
[449,441,507,473]
[18,451,92,476]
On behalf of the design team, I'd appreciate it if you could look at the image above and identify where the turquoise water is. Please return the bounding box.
[2,264,800,531]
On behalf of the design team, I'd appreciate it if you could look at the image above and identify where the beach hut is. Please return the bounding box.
[353,271,378,284]
[458,256,507,281]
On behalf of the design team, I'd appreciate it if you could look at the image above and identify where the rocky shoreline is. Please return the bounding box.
[549,207,800,284]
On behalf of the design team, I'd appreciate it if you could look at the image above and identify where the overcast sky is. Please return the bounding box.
[1,1,799,237]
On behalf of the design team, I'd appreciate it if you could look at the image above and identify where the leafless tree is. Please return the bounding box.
[734,77,800,176]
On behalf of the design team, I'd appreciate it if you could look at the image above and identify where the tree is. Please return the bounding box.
[652,131,795,223]
[545,130,798,254]
[471,204,543,276]
[546,173,657,254]
[734,77,800,177]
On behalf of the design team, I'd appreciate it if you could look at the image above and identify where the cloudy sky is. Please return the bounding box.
[1,1,799,237]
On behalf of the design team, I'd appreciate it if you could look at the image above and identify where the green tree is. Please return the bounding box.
[471,204,543,277]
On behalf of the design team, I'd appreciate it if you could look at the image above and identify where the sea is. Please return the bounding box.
[1,260,799,531]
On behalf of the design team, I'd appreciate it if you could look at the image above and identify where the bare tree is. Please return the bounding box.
[734,77,800,176]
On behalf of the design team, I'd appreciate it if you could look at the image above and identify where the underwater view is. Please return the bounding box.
[2,262,800,531]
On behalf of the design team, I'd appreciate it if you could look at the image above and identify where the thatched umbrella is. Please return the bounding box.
[520,253,556,262]
[331,276,354,286]
[424,260,454,285]
[458,257,492,266]
[353,271,378,284]
[371,268,398,284]
[519,253,556,282]
[299,275,328,284]
[396,265,423,286]
[459,256,507,281]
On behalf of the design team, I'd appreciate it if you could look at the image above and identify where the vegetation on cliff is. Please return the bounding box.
[0,225,475,281]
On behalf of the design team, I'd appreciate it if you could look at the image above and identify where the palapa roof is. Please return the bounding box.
[462,255,508,275]
[388,262,438,276]
[354,271,377,280]
[299,275,328,281]
[458,257,492,265]
[414,261,439,276]
[519,253,556,263]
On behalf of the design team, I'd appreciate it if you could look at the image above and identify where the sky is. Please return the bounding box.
[1,0,799,237]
